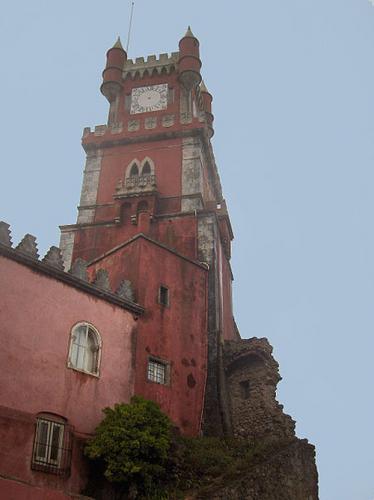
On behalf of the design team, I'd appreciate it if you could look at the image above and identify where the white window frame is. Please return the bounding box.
[33,418,64,468]
[68,322,102,376]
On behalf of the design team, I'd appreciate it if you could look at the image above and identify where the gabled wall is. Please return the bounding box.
[87,235,208,436]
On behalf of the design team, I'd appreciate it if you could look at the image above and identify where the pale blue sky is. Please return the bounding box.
[1,2,373,499]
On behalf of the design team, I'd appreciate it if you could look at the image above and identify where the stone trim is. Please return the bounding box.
[77,149,103,224]
[59,230,76,271]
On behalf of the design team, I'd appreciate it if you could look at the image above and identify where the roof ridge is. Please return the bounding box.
[87,233,208,270]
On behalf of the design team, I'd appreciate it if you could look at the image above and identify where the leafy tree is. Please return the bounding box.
[85,396,172,497]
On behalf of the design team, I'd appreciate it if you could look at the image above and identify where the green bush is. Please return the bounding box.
[85,398,275,498]
[85,396,172,497]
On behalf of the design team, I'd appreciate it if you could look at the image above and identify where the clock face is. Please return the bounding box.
[130,84,168,114]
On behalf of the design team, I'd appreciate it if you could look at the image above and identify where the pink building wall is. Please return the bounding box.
[0,253,138,497]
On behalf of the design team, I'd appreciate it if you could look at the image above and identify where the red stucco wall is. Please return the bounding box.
[0,476,73,499]
[88,236,208,436]
[72,213,199,264]
[95,137,183,207]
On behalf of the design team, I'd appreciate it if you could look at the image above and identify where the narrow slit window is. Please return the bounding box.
[159,285,169,307]
[240,380,251,400]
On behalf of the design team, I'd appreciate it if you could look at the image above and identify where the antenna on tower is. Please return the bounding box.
[126,1,135,53]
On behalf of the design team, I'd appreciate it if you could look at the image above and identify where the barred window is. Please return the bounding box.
[68,323,101,376]
[32,415,72,476]
[147,358,169,385]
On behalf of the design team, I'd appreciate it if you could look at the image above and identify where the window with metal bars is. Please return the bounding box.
[147,358,169,385]
[31,416,72,476]
[68,323,101,376]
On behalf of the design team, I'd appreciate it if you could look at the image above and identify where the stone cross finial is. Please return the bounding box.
[116,279,135,301]
[42,246,65,271]
[93,269,110,291]
[69,258,88,281]
[0,221,12,247]
[16,234,39,259]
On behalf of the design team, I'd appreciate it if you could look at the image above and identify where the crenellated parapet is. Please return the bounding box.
[123,52,179,80]
[0,221,142,314]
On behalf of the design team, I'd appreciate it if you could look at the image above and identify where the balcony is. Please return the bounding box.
[115,174,157,197]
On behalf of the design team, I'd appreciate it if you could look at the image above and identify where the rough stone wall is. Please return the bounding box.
[199,337,320,499]
[224,338,295,441]
[192,439,318,500]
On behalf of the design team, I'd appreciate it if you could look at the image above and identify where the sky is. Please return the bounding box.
[0,1,373,499]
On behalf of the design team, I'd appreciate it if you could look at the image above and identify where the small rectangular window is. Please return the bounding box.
[147,358,169,385]
[159,285,169,307]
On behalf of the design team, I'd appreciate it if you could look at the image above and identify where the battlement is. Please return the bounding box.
[122,52,179,80]
[0,221,143,315]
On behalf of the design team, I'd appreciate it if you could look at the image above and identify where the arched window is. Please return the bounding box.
[142,161,151,175]
[129,163,139,177]
[68,323,101,376]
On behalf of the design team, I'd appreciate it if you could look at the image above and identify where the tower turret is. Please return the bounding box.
[200,80,214,137]
[178,27,202,90]
[101,37,126,102]
[101,37,126,126]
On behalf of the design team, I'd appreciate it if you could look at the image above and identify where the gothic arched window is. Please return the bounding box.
[129,163,139,177]
[142,161,151,175]
[68,323,101,376]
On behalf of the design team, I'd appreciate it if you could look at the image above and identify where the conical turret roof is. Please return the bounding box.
[184,26,195,38]
[112,36,124,49]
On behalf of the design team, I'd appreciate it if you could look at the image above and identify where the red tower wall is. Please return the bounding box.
[88,236,208,436]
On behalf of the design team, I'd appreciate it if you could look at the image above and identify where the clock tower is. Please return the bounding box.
[60,28,237,435]
[0,27,318,498]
